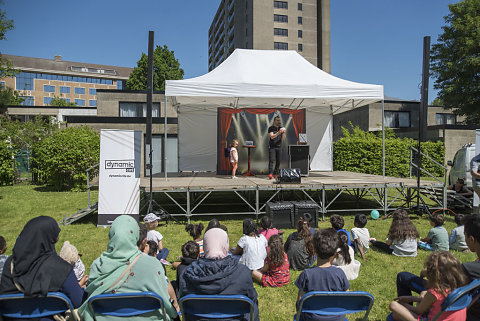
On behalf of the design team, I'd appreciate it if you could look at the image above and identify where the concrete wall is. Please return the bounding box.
[96,91,177,117]
[332,105,369,140]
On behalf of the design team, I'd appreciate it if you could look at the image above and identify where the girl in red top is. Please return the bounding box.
[252,234,290,287]
[389,251,468,321]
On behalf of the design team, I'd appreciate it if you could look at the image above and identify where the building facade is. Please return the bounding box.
[1,54,132,107]
[208,0,331,72]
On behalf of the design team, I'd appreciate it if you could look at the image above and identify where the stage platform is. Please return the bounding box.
[140,171,446,220]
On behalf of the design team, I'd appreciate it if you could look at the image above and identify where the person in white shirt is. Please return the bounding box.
[143,213,170,261]
[230,139,239,179]
[351,214,370,261]
[232,219,268,270]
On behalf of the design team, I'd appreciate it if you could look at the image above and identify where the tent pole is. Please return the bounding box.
[382,100,385,178]
[165,95,168,181]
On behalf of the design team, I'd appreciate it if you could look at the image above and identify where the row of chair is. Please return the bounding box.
[1,278,480,320]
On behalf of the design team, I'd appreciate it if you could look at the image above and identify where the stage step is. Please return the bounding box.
[59,202,98,226]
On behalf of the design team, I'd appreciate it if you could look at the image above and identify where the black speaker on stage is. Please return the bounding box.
[276,168,301,184]
[289,145,309,176]
[291,201,319,228]
[265,201,294,228]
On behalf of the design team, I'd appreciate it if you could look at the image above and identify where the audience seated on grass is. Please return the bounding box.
[0,236,8,276]
[231,219,268,271]
[449,214,469,252]
[351,214,370,260]
[330,214,351,246]
[144,213,170,261]
[371,209,419,257]
[178,227,259,321]
[285,217,315,270]
[332,231,360,281]
[59,241,86,281]
[205,218,228,234]
[257,215,282,241]
[173,241,200,295]
[418,213,449,251]
[389,251,468,321]
[185,223,204,256]
[295,228,350,321]
[79,215,177,321]
[0,216,88,316]
[252,234,290,287]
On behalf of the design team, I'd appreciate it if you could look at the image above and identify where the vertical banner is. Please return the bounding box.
[98,129,142,226]
[474,129,480,213]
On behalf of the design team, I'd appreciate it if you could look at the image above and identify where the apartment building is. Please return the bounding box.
[208,0,331,72]
[1,54,132,107]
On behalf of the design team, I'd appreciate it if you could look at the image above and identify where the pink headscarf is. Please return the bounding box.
[203,228,229,259]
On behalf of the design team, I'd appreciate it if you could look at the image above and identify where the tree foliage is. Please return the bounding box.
[48,96,77,107]
[0,86,23,114]
[0,5,15,78]
[431,0,480,125]
[0,138,14,185]
[126,45,184,91]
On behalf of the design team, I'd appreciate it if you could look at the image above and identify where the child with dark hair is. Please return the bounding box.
[303,213,316,236]
[418,213,449,251]
[351,214,370,260]
[285,217,315,270]
[371,209,419,257]
[147,240,159,257]
[185,223,205,256]
[137,222,148,252]
[332,231,361,281]
[258,216,282,241]
[232,218,267,270]
[295,228,350,321]
[0,236,8,276]
[330,214,351,246]
[176,241,200,282]
[252,235,290,287]
[449,214,468,251]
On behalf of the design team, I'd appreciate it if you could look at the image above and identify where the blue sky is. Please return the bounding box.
[2,0,456,101]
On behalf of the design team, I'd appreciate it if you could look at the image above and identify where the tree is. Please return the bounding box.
[430,0,480,125]
[0,5,15,78]
[48,96,77,107]
[126,45,184,91]
[0,86,23,114]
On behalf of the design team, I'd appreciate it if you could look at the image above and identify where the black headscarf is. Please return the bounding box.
[0,216,72,297]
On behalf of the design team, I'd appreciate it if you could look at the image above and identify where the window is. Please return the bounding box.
[274,42,288,50]
[89,100,97,107]
[43,85,55,92]
[298,30,302,38]
[274,14,288,23]
[0,81,5,88]
[75,87,86,95]
[60,98,71,103]
[119,102,161,117]
[59,86,70,94]
[16,72,34,91]
[436,113,456,125]
[19,96,34,106]
[298,16,303,25]
[75,99,86,106]
[298,2,302,10]
[89,88,97,95]
[274,28,288,36]
[384,111,410,128]
[43,97,53,105]
[298,43,303,52]
[116,80,125,90]
[274,1,288,9]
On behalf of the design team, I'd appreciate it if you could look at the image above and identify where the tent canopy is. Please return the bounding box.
[166,49,383,111]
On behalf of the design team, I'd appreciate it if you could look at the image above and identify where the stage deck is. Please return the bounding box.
[140,171,442,191]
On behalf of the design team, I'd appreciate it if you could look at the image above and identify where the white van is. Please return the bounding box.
[447,143,476,187]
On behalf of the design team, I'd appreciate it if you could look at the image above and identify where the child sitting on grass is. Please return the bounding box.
[449,214,468,251]
[144,213,169,260]
[285,217,315,270]
[351,214,370,260]
[371,208,419,257]
[330,214,351,246]
[258,216,283,241]
[389,251,468,321]
[418,213,449,251]
[252,234,290,287]
[0,236,8,276]
[232,218,268,270]
[185,223,204,256]
[295,228,350,321]
[332,231,360,281]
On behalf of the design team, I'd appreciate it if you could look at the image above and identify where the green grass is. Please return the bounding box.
[0,184,476,320]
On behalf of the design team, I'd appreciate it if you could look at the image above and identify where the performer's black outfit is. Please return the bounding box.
[268,125,283,175]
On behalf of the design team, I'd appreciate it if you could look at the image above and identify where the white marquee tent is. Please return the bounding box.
[165,49,384,175]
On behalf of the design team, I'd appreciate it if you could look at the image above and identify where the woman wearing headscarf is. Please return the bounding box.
[0,216,87,316]
[178,228,259,321]
[79,215,177,321]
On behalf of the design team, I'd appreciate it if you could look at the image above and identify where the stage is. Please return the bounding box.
[140,171,446,221]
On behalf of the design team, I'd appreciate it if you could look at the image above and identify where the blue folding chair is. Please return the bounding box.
[0,292,78,320]
[87,291,167,320]
[294,291,374,321]
[179,294,255,321]
[431,278,480,321]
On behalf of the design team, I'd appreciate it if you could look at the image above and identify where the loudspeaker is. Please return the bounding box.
[291,201,319,228]
[276,168,301,184]
[289,145,309,176]
[265,201,294,228]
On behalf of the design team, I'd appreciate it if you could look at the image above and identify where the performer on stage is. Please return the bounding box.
[268,116,286,179]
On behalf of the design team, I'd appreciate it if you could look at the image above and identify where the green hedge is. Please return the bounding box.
[32,126,99,191]
[0,139,14,185]
[333,126,445,178]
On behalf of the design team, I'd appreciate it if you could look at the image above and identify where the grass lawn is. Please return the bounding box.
[0,184,476,320]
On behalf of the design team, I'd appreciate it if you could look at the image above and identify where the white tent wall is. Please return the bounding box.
[307,110,333,171]
[178,107,217,172]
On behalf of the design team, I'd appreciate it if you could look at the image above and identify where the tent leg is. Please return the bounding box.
[382,100,385,178]
[165,95,168,181]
